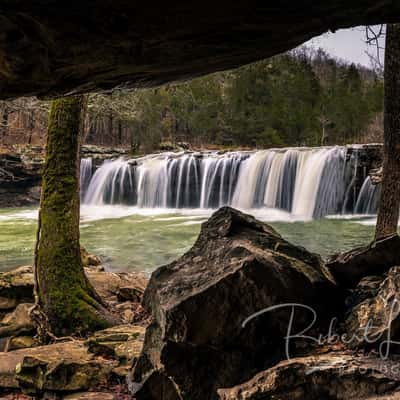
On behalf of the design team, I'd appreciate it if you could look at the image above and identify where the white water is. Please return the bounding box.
[355,176,380,214]
[80,158,93,199]
[82,147,363,220]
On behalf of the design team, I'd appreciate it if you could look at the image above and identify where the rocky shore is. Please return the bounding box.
[0,146,129,208]
[2,207,400,399]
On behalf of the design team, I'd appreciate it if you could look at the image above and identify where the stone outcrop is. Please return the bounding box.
[131,207,341,399]
[218,353,400,400]
[0,145,129,207]
[0,2,399,99]
[0,266,34,311]
[327,235,400,288]
[345,266,400,349]
[0,152,41,208]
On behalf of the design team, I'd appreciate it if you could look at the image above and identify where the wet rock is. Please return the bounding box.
[131,207,341,400]
[345,266,400,349]
[327,235,400,288]
[218,353,400,400]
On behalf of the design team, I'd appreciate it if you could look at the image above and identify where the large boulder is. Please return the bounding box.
[327,235,400,288]
[131,207,341,400]
[218,353,400,400]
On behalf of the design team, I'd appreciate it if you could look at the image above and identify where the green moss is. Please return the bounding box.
[37,96,113,336]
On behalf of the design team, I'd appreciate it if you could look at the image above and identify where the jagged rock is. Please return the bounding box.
[218,353,400,400]
[0,267,34,311]
[344,275,384,312]
[327,235,400,288]
[0,303,35,339]
[86,325,145,365]
[131,207,341,400]
[345,266,400,349]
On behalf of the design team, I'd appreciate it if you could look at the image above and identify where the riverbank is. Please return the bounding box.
[0,145,129,208]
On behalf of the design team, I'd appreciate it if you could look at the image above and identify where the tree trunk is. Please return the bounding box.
[37,95,117,336]
[375,24,400,240]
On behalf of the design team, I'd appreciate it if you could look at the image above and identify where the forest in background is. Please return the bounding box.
[0,47,384,153]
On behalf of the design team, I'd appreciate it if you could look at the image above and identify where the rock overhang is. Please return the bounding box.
[0,1,399,99]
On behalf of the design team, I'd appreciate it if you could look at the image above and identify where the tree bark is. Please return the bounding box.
[37,95,117,336]
[375,24,400,240]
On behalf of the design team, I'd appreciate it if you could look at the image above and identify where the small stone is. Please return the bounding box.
[6,336,35,351]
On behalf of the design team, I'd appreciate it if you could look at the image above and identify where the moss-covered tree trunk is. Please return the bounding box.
[375,24,400,239]
[37,95,116,336]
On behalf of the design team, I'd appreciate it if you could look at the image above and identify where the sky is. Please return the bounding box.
[306,25,385,68]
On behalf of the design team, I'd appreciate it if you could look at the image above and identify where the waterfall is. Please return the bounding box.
[355,176,380,214]
[291,147,346,219]
[80,158,93,200]
[82,147,365,219]
[84,158,135,205]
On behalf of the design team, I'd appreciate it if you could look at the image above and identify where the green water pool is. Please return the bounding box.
[0,206,377,273]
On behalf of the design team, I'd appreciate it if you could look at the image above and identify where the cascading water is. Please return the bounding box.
[355,176,380,214]
[80,158,93,200]
[82,147,365,219]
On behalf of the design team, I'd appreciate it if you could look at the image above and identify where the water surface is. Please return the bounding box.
[0,206,377,273]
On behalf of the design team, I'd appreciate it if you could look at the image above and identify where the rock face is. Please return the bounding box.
[345,266,400,349]
[327,235,400,288]
[0,153,41,208]
[0,2,399,99]
[218,353,400,400]
[131,207,341,400]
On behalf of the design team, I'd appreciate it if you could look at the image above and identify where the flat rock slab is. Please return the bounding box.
[63,392,115,400]
[218,353,400,400]
[0,341,115,393]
